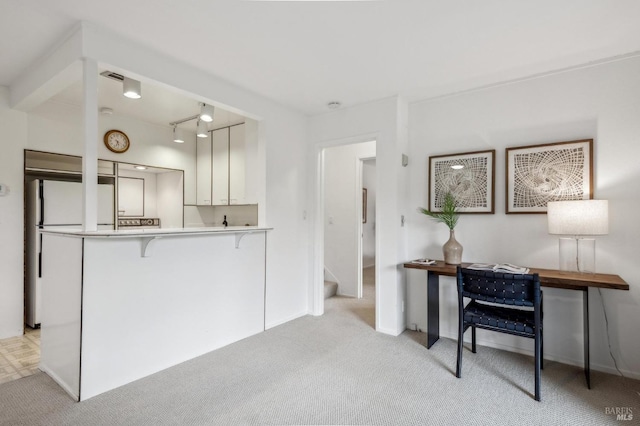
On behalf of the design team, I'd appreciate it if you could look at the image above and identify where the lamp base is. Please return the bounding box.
[559,237,595,273]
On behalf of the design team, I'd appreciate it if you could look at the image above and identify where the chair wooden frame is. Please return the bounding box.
[456,267,543,401]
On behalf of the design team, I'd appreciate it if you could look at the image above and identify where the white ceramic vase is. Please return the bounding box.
[443,229,463,265]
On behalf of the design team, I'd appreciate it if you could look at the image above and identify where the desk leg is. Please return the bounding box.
[427,271,440,349]
[583,288,591,389]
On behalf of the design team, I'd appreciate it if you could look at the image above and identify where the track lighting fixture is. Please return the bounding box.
[169,102,215,142]
[196,120,209,138]
[200,103,215,122]
[123,77,142,99]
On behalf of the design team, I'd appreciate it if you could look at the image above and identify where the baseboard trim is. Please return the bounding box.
[377,326,402,336]
[39,363,79,401]
[265,310,308,330]
[435,330,640,380]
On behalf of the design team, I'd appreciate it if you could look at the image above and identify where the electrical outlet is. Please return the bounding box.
[0,183,8,196]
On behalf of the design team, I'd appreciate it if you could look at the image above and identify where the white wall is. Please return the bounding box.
[28,101,197,202]
[309,97,409,335]
[324,141,375,297]
[407,56,640,378]
[362,159,376,268]
[0,87,28,338]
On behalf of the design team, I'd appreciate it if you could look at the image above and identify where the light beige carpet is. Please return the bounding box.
[0,267,638,425]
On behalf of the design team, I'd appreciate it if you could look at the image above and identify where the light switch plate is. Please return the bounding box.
[0,184,9,196]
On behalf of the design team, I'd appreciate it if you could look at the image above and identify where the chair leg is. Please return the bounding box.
[535,331,541,402]
[541,328,544,370]
[471,326,477,353]
[456,323,464,378]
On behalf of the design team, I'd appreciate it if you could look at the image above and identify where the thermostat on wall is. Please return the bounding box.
[0,184,9,196]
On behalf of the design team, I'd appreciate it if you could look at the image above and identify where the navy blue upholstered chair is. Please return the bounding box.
[456,267,543,401]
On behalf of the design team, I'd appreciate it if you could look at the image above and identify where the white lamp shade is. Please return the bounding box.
[547,200,609,235]
[123,77,141,99]
[200,104,214,122]
[196,120,209,138]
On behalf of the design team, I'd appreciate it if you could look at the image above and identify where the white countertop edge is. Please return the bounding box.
[40,226,273,238]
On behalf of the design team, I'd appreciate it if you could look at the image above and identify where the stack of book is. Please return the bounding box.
[466,263,530,274]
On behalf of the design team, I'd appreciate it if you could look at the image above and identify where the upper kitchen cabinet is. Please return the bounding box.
[196,132,213,205]
[196,123,257,206]
[212,127,230,205]
[229,124,246,205]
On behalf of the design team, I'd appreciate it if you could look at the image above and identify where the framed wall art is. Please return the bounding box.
[505,139,593,214]
[429,149,495,214]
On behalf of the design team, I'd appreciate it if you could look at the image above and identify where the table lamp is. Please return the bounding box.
[547,200,608,273]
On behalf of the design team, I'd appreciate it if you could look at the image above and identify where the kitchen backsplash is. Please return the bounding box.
[184,204,258,228]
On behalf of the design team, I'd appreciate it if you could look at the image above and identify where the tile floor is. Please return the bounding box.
[0,327,40,385]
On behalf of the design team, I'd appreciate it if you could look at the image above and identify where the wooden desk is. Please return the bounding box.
[403,260,629,388]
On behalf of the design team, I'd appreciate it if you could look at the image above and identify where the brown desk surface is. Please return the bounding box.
[403,261,629,291]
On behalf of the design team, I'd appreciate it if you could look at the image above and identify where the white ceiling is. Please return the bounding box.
[3,0,640,117]
[42,73,246,132]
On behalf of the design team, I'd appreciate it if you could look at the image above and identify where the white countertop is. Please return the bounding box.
[40,226,273,238]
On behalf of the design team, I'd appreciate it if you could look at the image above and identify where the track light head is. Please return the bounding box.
[196,120,209,138]
[123,77,141,99]
[200,103,214,122]
[173,125,185,143]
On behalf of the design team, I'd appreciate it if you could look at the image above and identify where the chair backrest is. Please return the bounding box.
[456,267,541,307]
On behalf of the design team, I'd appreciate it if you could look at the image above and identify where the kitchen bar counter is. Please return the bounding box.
[41,226,272,237]
[39,227,271,401]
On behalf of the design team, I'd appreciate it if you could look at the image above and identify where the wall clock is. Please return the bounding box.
[104,130,130,154]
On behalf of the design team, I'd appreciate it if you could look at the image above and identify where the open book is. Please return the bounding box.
[410,258,436,265]
[466,263,530,274]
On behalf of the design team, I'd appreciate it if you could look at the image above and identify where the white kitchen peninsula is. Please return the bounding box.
[39,226,271,401]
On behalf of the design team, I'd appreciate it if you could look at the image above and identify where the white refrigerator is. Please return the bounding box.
[25,179,114,328]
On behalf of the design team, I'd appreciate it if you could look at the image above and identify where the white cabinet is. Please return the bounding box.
[196,123,253,206]
[229,124,246,205]
[196,133,212,205]
[212,127,230,205]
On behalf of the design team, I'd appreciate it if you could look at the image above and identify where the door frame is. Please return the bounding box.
[311,133,378,318]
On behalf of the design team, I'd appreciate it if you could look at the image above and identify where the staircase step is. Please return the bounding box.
[324,281,338,299]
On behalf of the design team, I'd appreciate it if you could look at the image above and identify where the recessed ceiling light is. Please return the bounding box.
[99,107,113,115]
[135,165,147,170]
[327,101,341,110]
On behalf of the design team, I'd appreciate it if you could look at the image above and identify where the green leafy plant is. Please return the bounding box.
[419,192,459,230]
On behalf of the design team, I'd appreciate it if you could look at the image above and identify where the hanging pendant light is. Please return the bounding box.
[173,125,185,143]
[196,120,209,138]
[200,103,215,122]
[123,77,142,99]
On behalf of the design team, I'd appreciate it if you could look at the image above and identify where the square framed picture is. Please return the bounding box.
[429,149,495,213]
[506,139,593,214]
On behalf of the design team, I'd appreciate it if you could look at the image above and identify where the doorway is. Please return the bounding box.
[361,158,376,301]
[321,140,376,323]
